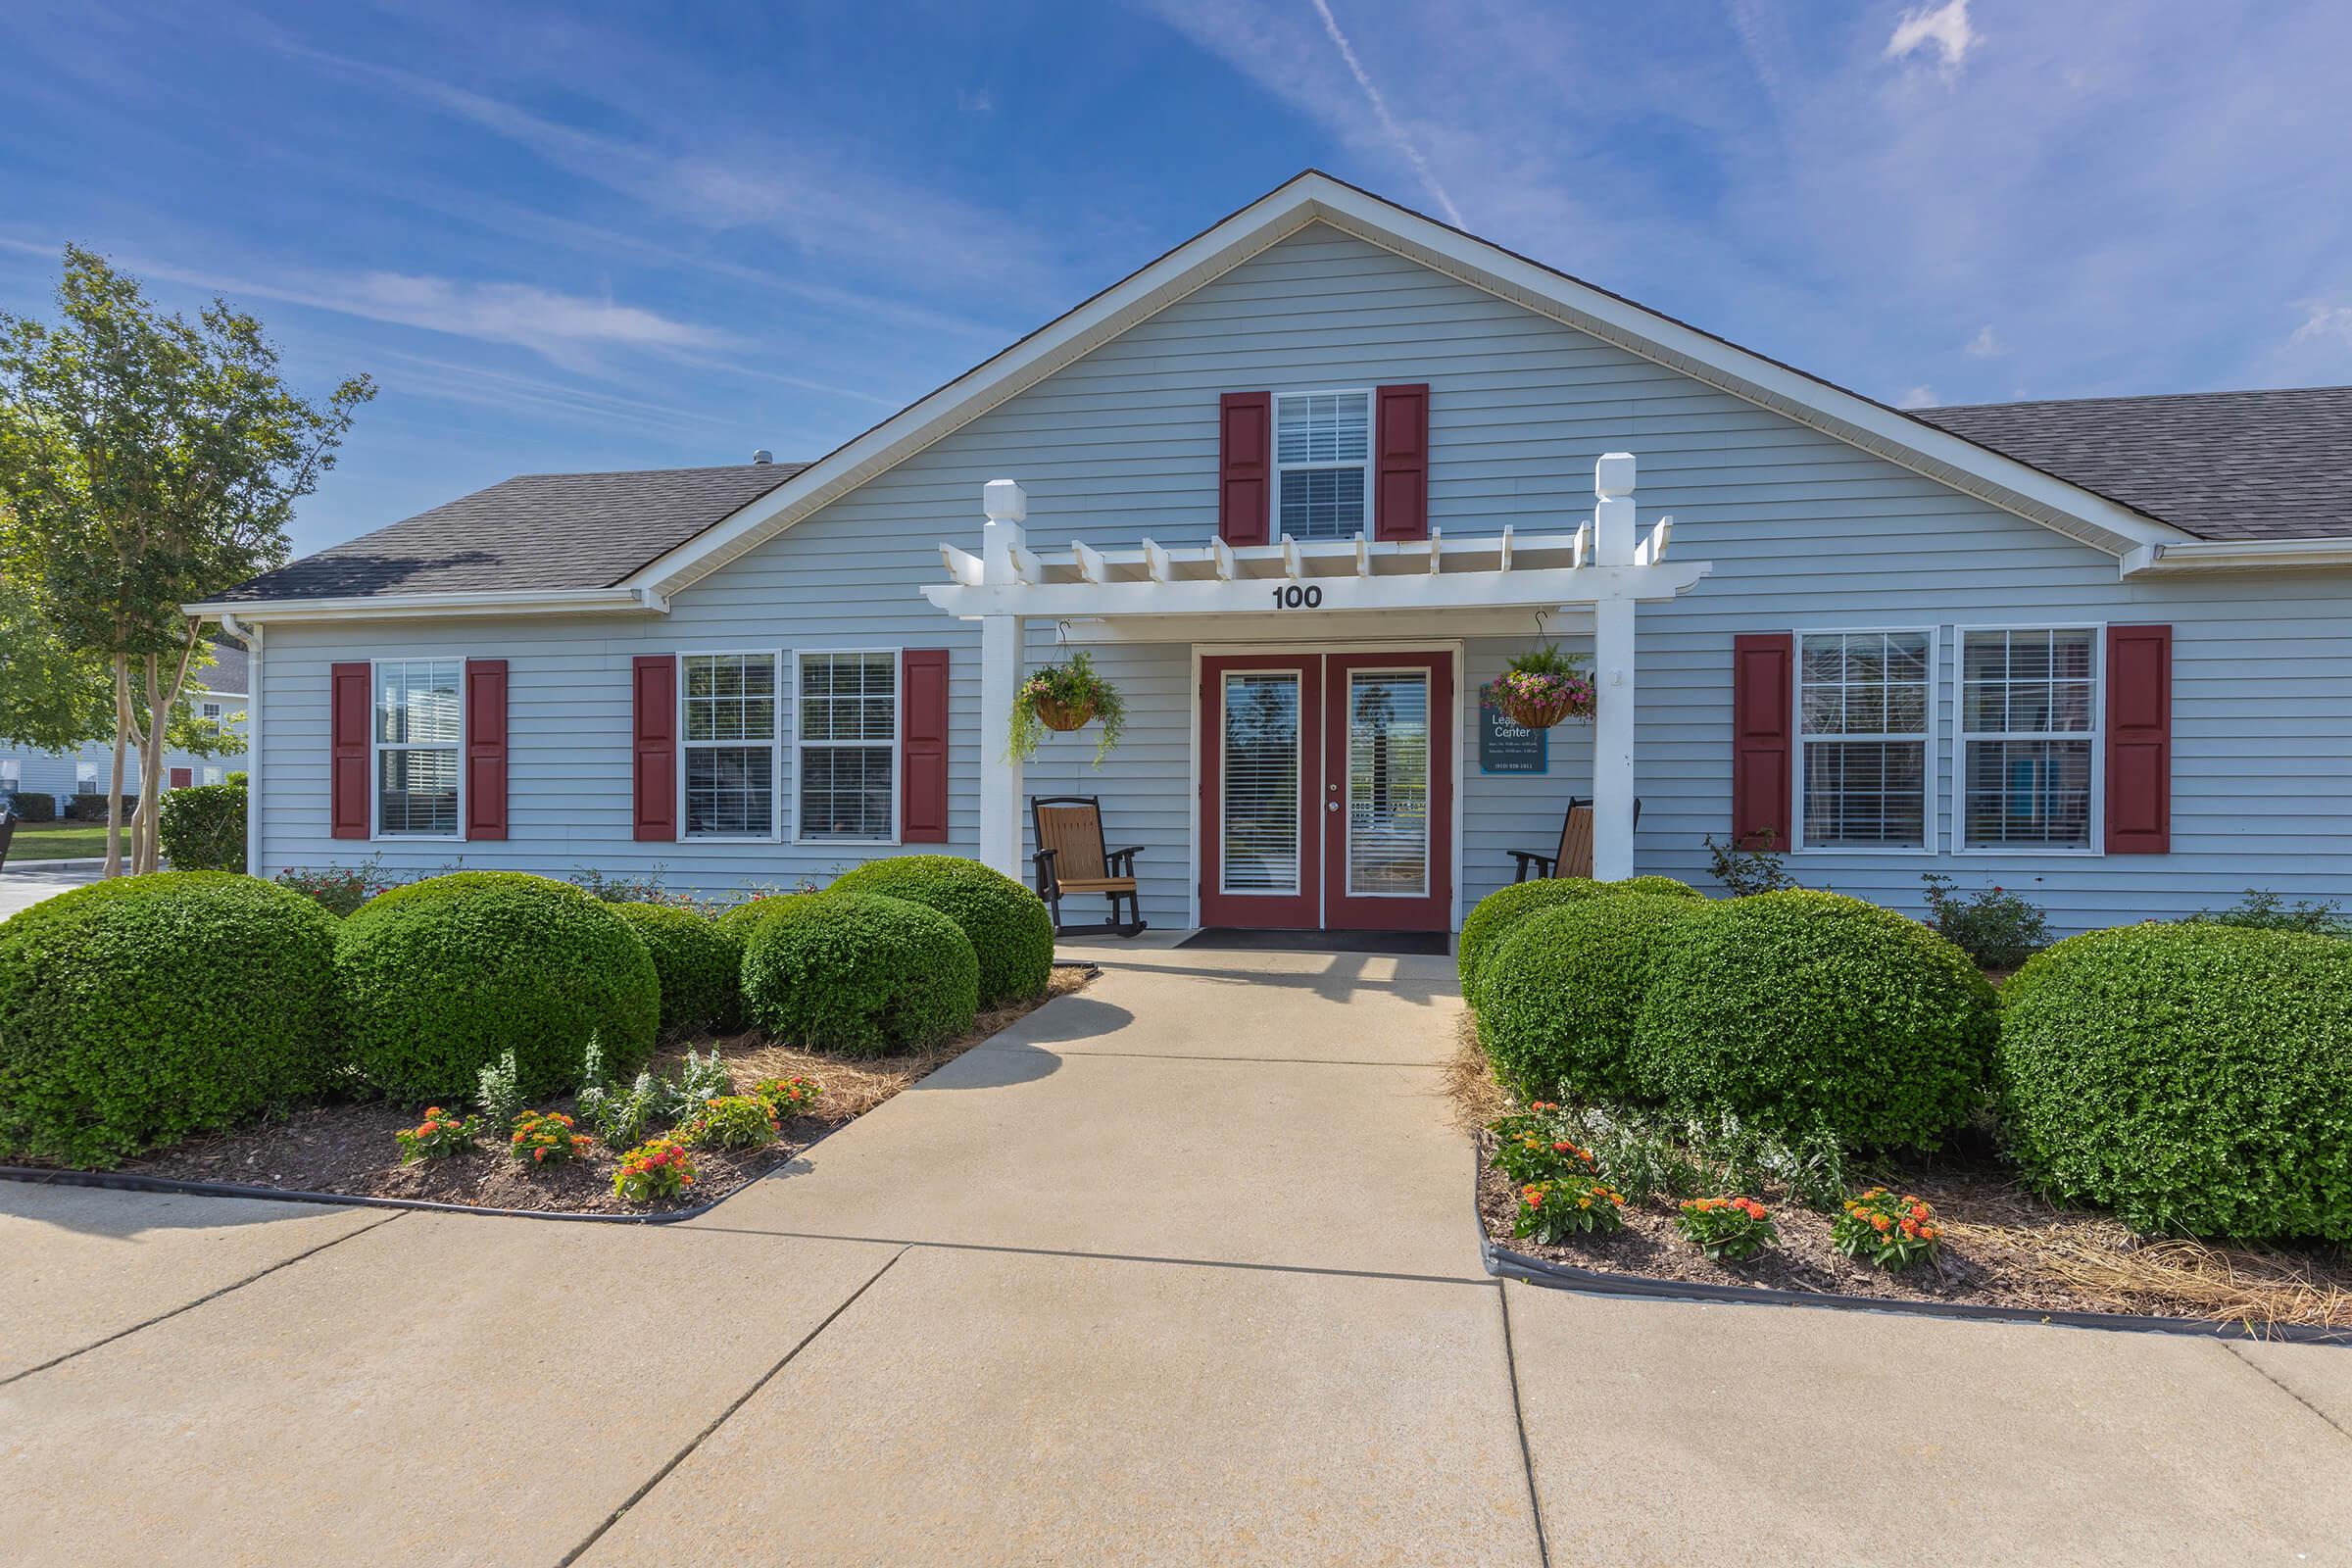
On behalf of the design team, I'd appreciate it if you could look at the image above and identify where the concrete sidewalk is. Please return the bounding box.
[3,942,2348,1566]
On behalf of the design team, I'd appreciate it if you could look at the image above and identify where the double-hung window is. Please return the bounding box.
[1958,627,2098,851]
[796,651,897,843]
[201,702,223,720]
[374,659,463,836]
[1275,390,1371,540]
[1796,630,1933,850]
[681,653,780,839]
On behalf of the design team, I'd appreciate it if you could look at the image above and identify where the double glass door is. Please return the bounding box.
[1199,651,1453,931]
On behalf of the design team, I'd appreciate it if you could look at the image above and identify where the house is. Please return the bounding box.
[191,172,2352,936]
[0,641,251,813]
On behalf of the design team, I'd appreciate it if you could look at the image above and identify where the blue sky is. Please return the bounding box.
[4,0,2348,557]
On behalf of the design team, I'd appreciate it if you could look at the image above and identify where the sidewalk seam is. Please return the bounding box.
[0,1208,407,1388]
[2222,1342,2352,1445]
[557,1243,910,1566]
[1497,1281,1553,1568]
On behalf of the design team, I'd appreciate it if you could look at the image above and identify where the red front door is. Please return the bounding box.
[1200,651,1452,932]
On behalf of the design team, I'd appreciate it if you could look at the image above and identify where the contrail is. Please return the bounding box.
[1309,0,1465,227]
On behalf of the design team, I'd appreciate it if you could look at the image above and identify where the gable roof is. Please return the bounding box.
[212,464,807,603]
[194,640,248,696]
[1917,387,2352,543]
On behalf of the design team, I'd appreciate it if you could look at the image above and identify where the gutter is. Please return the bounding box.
[182,585,670,622]
[2120,537,2352,576]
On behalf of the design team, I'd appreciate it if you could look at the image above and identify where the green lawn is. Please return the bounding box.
[6,821,111,859]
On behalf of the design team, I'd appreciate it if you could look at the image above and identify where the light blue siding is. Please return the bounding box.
[251,223,2352,932]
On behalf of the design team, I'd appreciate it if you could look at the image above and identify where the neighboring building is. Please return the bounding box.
[192,173,2352,935]
[0,642,250,808]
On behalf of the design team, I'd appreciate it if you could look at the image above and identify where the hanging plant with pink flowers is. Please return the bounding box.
[1494,644,1595,729]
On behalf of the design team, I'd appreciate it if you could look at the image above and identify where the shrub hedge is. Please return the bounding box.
[611,902,745,1038]
[715,893,806,940]
[1997,923,2352,1240]
[1633,890,1996,1151]
[159,781,247,872]
[1480,893,1716,1102]
[827,856,1053,1007]
[335,871,660,1102]
[0,872,341,1166]
[740,893,978,1056]
[1457,875,1701,1006]
[5,792,56,823]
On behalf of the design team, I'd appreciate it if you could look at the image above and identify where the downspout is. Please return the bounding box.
[220,613,262,877]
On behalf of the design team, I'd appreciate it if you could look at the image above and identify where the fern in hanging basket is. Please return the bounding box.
[1495,644,1596,728]
[1008,651,1128,765]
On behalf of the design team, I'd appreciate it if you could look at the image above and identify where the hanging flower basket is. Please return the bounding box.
[1495,645,1595,729]
[1008,650,1128,766]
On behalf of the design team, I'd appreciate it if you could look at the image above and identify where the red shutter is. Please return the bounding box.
[902,649,951,844]
[464,658,509,841]
[1731,634,1794,851]
[2106,624,2172,854]
[1373,383,1430,541]
[168,766,192,789]
[632,655,677,843]
[330,662,370,840]
[1218,391,1271,546]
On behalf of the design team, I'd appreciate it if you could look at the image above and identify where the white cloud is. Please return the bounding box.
[1886,0,1980,72]
[958,88,994,113]
[1307,0,1465,225]
[1965,324,2004,357]
[2288,301,2352,350]
[1896,385,1940,409]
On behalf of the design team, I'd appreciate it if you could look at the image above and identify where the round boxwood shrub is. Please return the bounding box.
[827,856,1053,1007]
[158,781,248,872]
[715,893,806,940]
[335,871,659,1102]
[1633,889,1996,1151]
[1458,875,1704,1007]
[1997,923,2352,1240]
[1480,893,1717,1102]
[0,871,340,1166]
[740,893,978,1056]
[611,903,745,1038]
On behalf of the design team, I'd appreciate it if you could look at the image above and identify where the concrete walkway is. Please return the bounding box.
[0,864,98,921]
[3,942,2349,1566]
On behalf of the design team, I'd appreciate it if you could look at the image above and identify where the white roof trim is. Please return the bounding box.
[614,172,2188,599]
[184,586,668,623]
[2120,537,2352,576]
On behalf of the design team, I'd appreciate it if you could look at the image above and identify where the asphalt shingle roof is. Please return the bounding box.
[1917,386,2352,542]
[216,463,808,602]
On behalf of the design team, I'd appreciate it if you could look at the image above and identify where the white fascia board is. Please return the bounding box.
[921,561,1710,620]
[183,586,669,622]
[2120,537,2352,576]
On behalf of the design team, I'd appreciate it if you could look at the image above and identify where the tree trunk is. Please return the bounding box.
[137,653,167,873]
[105,656,129,878]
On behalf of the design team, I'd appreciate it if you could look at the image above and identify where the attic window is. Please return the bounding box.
[1276,390,1371,540]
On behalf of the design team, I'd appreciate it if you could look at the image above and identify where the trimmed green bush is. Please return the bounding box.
[335,871,659,1102]
[715,893,806,940]
[611,903,745,1037]
[159,781,247,872]
[740,893,978,1056]
[1480,893,1716,1102]
[1458,875,1703,1006]
[1634,890,1995,1151]
[1997,923,2352,1240]
[0,872,340,1166]
[828,856,1053,1007]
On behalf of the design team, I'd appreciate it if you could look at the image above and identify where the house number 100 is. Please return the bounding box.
[1270,584,1324,610]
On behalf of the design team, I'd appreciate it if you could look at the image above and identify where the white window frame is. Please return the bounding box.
[1951,622,2105,857]
[203,766,222,786]
[791,648,902,848]
[1790,625,1938,856]
[676,649,784,844]
[74,761,99,795]
[1273,387,1375,542]
[0,760,20,787]
[1217,666,1306,899]
[200,701,222,720]
[370,657,466,842]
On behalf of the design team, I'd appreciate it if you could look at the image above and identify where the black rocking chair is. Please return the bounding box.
[1031,795,1148,937]
[1507,796,1642,882]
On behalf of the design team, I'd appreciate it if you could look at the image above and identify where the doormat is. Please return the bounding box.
[1179,927,1451,956]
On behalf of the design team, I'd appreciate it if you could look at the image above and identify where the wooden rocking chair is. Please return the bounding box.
[1031,795,1147,937]
[1508,796,1642,882]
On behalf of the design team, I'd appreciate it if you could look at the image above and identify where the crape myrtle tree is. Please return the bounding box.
[0,246,372,874]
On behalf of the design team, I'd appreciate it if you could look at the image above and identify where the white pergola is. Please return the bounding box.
[922,453,1710,893]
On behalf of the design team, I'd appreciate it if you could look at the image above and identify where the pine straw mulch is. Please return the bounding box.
[1452,1024,2352,1334]
[109,966,1094,1217]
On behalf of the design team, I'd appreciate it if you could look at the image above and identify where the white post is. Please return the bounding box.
[1591,454,1638,881]
[977,481,1028,877]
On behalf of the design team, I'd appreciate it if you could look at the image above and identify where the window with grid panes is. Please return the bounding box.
[1960,628,2097,850]
[1275,391,1371,539]
[797,652,896,841]
[374,659,463,836]
[682,653,778,838]
[1797,631,1932,849]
